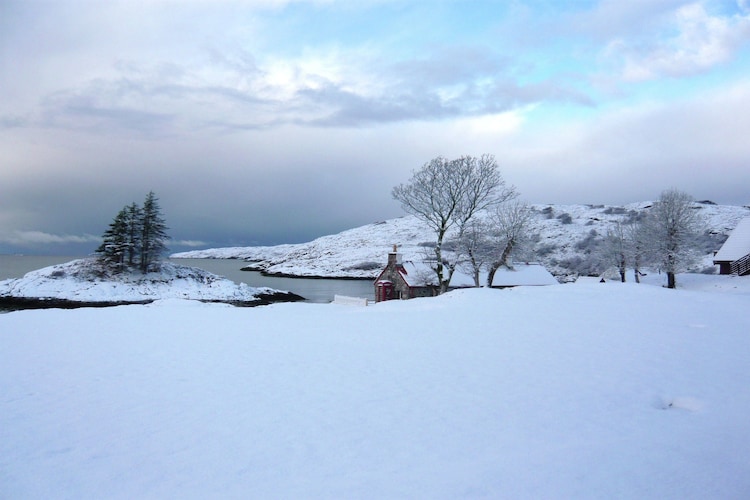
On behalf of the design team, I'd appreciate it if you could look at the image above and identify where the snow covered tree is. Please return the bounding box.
[642,189,705,289]
[624,219,648,283]
[485,201,532,287]
[456,220,491,287]
[96,192,169,274]
[601,220,628,282]
[392,154,516,293]
[96,208,130,272]
[124,202,143,267]
[139,191,169,273]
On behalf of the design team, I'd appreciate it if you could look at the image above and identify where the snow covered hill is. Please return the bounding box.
[0,258,302,308]
[173,201,750,281]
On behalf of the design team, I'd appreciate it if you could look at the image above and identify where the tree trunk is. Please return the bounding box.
[667,271,676,289]
[486,264,498,288]
[435,228,446,293]
[634,256,641,283]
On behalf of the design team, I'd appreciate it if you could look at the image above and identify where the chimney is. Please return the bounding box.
[388,244,402,266]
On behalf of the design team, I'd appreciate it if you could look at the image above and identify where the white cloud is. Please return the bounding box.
[173,239,209,248]
[612,2,750,81]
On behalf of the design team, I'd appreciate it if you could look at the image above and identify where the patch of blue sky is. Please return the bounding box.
[252,1,520,59]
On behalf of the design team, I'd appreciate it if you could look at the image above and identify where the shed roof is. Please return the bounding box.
[713,217,750,262]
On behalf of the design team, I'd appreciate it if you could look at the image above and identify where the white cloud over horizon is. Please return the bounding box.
[1,0,749,254]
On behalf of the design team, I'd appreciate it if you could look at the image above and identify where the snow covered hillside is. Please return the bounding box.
[0,258,301,308]
[2,276,750,498]
[173,202,750,281]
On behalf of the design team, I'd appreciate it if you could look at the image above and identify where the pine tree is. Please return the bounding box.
[96,191,170,274]
[139,191,169,273]
[124,202,143,267]
[96,208,129,272]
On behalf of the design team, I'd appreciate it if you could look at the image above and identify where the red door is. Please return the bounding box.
[376,281,393,302]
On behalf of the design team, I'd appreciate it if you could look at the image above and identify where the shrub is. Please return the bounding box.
[557,213,573,224]
[344,261,383,272]
[574,229,600,253]
[603,206,626,215]
[535,243,558,256]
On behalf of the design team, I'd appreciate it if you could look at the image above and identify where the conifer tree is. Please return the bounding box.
[139,191,169,273]
[125,202,143,267]
[96,191,170,274]
[96,208,129,272]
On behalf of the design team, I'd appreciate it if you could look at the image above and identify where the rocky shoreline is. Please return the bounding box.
[240,264,375,281]
[0,290,305,313]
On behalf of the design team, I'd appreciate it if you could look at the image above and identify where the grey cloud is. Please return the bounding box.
[296,83,457,127]
[0,230,101,246]
[18,39,594,135]
[0,115,28,128]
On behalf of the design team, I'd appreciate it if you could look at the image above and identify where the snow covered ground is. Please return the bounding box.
[2,274,750,498]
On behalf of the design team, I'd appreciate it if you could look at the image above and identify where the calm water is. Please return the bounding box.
[170,258,375,303]
[0,255,375,303]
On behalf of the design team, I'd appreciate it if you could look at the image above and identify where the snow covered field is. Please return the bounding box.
[2,275,750,498]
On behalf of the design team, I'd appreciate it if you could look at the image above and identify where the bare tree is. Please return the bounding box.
[392,154,515,293]
[455,220,490,287]
[601,220,628,282]
[624,219,647,283]
[485,201,532,287]
[642,189,704,288]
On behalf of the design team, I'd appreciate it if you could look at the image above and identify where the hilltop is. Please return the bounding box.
[173,202,750,281]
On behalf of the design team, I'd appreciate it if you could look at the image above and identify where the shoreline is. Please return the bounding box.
[0,291,305,313]
[240,264,376,281]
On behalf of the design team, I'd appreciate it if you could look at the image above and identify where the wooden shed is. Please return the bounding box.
[713,217,750,275]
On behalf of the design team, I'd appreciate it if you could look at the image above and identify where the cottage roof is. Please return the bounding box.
[397,261,556,288]
[714,217,750,262]
[490,264,559,287]
[394,260,477,287]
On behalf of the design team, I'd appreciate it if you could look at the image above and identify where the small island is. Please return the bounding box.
[0,258,304,311]
[0,192,303,311]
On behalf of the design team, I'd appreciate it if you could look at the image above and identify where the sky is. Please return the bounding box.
[2,0,750,255]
